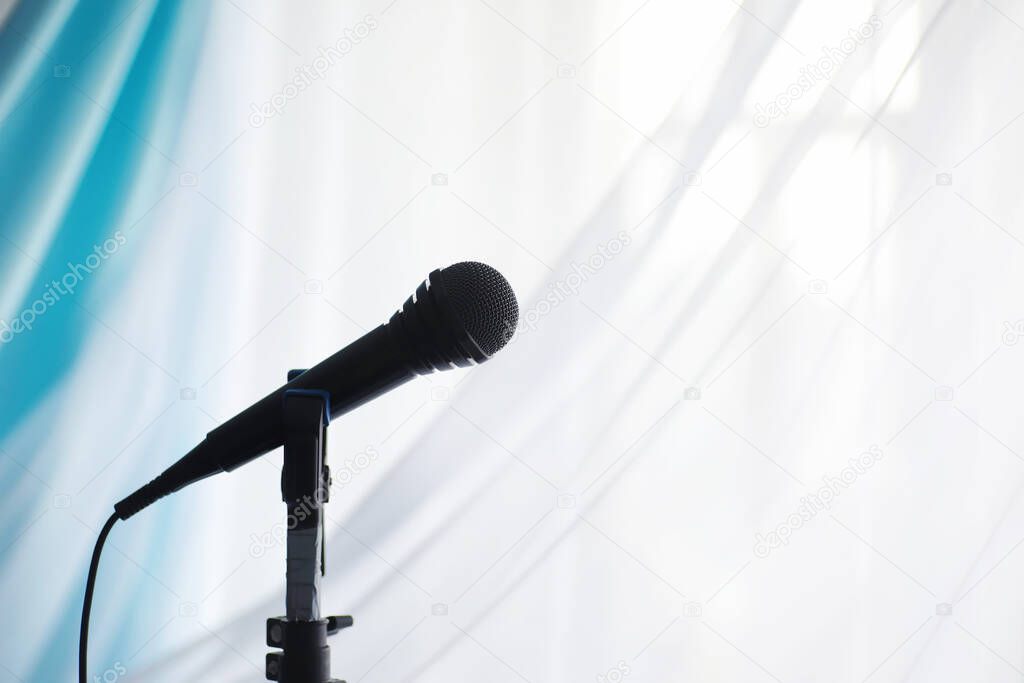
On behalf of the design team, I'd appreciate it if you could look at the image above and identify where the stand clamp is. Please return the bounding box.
[265,616,353,682]
[266,370,353,683]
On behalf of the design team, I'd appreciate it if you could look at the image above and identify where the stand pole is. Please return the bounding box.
[265,371,352,683]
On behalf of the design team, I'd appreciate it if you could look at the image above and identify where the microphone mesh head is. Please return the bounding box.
[439,261,518,356]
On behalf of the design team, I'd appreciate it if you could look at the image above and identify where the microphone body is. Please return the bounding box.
[115,263,518,519]
[211,324,411,469]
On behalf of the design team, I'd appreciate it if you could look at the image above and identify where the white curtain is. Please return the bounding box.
[3,0,1024,681]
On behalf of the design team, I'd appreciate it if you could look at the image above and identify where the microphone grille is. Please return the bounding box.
[439,261,519,357]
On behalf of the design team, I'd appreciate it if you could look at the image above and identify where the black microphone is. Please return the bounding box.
[114,261,518,520]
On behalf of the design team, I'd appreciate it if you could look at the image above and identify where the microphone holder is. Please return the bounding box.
[264,370,353,683]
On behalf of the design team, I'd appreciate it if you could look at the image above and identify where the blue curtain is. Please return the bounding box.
[0,1,207,679]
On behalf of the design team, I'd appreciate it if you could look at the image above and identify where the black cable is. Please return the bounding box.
[80,512,119,683]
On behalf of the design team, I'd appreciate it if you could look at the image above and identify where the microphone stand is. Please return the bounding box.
[264,370,353,682]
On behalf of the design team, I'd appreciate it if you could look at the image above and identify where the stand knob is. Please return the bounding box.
[326,615,354,636]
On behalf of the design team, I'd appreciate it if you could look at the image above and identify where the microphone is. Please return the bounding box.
[114,261,518,520]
